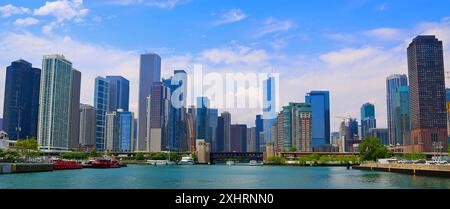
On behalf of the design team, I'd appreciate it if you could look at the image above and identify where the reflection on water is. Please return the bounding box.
[0,165,449,189]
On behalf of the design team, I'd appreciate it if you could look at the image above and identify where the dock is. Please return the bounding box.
[353,163,450,177]
[0,163,53,174]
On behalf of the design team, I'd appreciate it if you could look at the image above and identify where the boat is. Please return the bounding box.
[179,157,195,165]
[52,160,83,170]
[90,159,122,169]
[147,160,176,166]
[226,161,235,166]
[249,160,259,166]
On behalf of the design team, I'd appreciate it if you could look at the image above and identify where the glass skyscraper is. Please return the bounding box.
[2,59,41,140]
[137,53,161,152]
[255,115,263,152]
[262,75,278,147]
[106,76,130,112]
[392,86,410,145]
[360,103,376,140]
[407,35,447,152]
[281,103,312,152]
[386,74,408,145]
[94,77,109,150]
[38,55,74,151]
[305,91,330,146]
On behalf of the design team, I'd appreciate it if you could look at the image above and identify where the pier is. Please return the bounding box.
[353,163,450,177]
[0,163,53,174]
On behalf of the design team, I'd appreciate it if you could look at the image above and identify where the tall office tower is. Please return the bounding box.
[247,127,256,152]
[282,103,312,152]
[275,112,285,151]
[305,91,330,146]
[105,109,134,152]
[208,109,218,152]
[105,111,119,152]
[338,121,346,152]
[407,35,448,152]
[3,60,41,140]
[187,106,196,152]
[137,53,161,152]
[360,103,376,140]
[386,74,408,145]
[368,128,389,145]
[38,55,74,151]
[0,118,3,131]
[162,70,188,152]
[94,77,109,150]
[392,86,410,145]
[79,104,96,150]
[196,97,210,141]
[262,76,278,145]
[219,111,231,152]
[147,82,170,152]
[255,114,263,152]
[106,76,130,112]
[68,69,81,150]
[230,124,247,152]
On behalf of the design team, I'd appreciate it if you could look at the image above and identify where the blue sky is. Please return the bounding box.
[1,0,450,131]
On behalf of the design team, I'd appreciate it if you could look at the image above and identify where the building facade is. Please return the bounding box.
[2,59,41,140]
[137,53,161,152]
[360,103,376,140]
[282,103,312,152]
[393,86,410,145]
[68,69,81,150]
[305,91,330,146]
[230,124,247,152]
[79,104,96,150]
[38,55,74,151]
[94,77,109,150]
[407,35,448,152]
[106,76,130,112]
[368,128,389,145]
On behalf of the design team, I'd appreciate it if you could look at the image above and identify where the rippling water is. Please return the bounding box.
[1,165,449,189]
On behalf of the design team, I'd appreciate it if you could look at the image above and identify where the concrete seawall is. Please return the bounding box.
[0,164,53,174]
[353,163,450,178]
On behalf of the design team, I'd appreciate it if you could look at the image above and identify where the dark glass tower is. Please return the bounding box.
[407,35,448,152]
[360,103,376,140]
[305,91,330,146]
[106,76,130,112]
[2,59,41,140]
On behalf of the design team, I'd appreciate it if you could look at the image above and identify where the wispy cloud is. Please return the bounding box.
[14,17,40,27]
[214,9,247,26]
[0,4,30,18]
[256,17,296,37]
[363,28,405,40]
[105,0,190,9]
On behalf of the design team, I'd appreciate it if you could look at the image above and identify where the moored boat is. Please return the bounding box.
[90,159,122,169]
[179,157,195,165]
[52,160,83,170]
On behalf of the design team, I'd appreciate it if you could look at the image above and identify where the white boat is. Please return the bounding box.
[179,157,195,165]
[226,161,235,166]
[249,160,259,166]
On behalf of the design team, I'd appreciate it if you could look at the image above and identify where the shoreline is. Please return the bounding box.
[353,163,450,178]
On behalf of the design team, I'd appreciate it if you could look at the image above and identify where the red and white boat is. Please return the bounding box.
[52,160,83,170]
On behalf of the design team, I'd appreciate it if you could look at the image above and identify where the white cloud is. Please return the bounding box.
[214,9,247,26]
[0,4,30,18]
[363,28,405,40]
[320,47,379,65]
[34,0,89,23]
[200,46,268,65]
[14,17,40,27]
[256,17,296,37]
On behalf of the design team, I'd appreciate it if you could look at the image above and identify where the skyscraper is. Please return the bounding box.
[196,97,210,141]
[368,128,389,145]
[105,109,134,152]
[344,118,359,152]
[219,112,231,152]
[255,115,263,152]
[68,69,81,150]
[208,109,218,152]
[38,55,74,151]
[407,35,448,152]
[105,111,119,152]
[247,127,256,152]
[79,104,96,150]
[94,77,109,150]
[3,59,41,140]
[147,82,170,152]
[386,74,408,145]
[282,103,312,152]
[360,103,376,140]
[262,75,278,145]
[137,53,161,152]
[187,106,196,152]
[392,86,410,145]
[305,91,330,146]
[106,76,130,112]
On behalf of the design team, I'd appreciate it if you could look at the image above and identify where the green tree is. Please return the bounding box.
[1,149,20,162]
[267,156,286,165]
[16,138,39,162]
[60,152,88,160]
[89,148,101,158]
[135,153,145,161]
[359,137,392,161]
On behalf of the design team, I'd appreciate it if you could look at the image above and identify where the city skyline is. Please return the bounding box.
[1,1,450,132]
